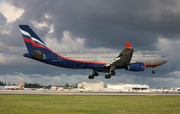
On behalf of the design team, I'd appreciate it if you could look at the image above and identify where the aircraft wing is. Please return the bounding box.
[105,42,134,67]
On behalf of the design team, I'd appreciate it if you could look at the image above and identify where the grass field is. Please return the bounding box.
[0,95,180,114]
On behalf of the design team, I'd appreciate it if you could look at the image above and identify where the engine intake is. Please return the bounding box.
[125,62,146,71]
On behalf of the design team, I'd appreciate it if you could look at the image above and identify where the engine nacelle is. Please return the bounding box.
[125,62,146,71]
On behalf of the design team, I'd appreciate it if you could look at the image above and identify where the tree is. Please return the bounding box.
[64,83,69,89]
[24,83,43,88]
[0,81,6,86]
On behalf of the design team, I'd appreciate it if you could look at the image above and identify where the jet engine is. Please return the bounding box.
[125,62,146,71]
[31,50,46,60]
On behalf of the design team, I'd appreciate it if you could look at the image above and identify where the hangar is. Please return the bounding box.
[107,83,149,92]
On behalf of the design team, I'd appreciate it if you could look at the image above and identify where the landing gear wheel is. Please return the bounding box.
[152,70,156,74]
[105,74,111,79]
[152,67,156,74]
[88,75,94,79]
[93,72,99,76]
[110,71,115,76]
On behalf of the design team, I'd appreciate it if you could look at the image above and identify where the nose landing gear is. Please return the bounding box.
[152,67,156,74]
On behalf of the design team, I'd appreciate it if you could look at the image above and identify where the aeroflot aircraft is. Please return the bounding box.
[19,25,168,79]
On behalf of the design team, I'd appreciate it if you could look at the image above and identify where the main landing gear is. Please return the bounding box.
[88,69,116,79]
[105,66,116,79]
[89,65,116,79]
[152,67,156,74]
[88,71,99,79]
[105,70,115,79]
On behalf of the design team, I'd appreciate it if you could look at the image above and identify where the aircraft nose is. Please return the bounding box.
[164,57,168,63]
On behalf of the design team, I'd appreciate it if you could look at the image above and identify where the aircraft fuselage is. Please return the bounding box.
[24,51,168,71]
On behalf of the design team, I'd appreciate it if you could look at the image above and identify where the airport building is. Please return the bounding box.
[50,86,64,91]
[78,81,104,90]
[77,82,150,92]
[107,83,149,92]
[0,86,5,90]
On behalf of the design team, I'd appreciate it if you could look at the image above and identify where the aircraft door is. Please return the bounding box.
[139,54,142,60]
[94,55,97,61]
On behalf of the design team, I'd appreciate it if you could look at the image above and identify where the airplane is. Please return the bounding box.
[19,25,168,79]
[4,82,23,90]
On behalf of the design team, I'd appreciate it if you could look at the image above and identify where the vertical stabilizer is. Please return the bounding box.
[18,82,23,89]
[19,25,52,54]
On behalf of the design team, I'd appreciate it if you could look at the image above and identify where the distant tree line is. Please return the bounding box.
[24,83,77,89]
[64,83,78,89]
[24,83,43,88]
[0,81,6,86]
[0,81,78,89]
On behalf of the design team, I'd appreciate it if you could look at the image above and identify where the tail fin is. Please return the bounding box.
[18,82,23,88]
[19,25,52,54]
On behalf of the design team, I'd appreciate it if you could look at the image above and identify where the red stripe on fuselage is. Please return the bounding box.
[23,37,162,67]
[56,53,107,65]
[24,37,106,65]
[24,38,160,66]
[146,64,159,67]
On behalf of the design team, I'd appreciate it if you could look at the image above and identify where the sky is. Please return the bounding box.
[0,0,180,87]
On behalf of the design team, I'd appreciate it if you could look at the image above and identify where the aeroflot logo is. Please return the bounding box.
[20,29,47,47]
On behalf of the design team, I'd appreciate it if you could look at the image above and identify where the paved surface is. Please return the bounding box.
[0,90,180,96]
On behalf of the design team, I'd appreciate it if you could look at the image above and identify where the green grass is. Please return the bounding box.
[0,95,180,114]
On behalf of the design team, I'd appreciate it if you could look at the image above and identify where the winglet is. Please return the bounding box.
[126,42,132,49]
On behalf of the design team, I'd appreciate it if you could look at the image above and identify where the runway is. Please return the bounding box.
[0,90,180,96]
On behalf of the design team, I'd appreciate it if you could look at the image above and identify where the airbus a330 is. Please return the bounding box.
[19,25,168,79]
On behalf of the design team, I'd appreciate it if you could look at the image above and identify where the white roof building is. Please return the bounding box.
[107,83,149,92]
